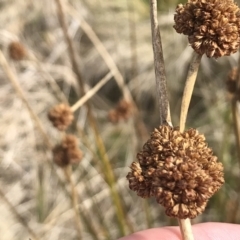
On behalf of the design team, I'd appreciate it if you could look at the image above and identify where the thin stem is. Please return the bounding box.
[150,0,170,125]
[71,71,113,112]
[177,52,201,239]
[178,219,194,240]
[63,166,82,240]
[0,187,41,240]
[179,52,202,132]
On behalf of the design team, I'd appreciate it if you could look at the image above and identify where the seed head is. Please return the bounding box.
[48,104,74,131]
[8,41,26,61]
[173,0,240,58]
[127,125,224,219]
[108,99,132,123]
[53,135,82,167]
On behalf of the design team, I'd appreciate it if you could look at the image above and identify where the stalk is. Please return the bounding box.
[179,53,202,132]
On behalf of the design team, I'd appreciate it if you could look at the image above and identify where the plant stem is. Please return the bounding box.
[179,52,202,132]
[149,0,170,125]
[177,52,201,240]
[178,219,194,240]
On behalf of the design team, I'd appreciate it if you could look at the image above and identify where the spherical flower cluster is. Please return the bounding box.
[127,125,224,219]
[108,99,132,123]
[48,103,74,131]
[53,135,82,167]
[174,0,240,58]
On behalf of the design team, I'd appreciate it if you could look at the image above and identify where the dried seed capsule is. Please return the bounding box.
[126,125,224,219]
[48,104,74,131]
[173,0,240,58]
[53,135,82,167]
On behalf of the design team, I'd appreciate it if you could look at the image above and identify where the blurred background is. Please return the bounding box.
[1,0,240,239]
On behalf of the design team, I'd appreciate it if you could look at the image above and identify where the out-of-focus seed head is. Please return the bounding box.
[48,104,74,131]
[53,135,82,167]
[126,125,224,219]
[8,41,27,61]
[108,99,132,123]
[173,0,240,58]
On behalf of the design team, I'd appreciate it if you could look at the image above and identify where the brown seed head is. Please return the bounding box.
[108,99,132,123]
[126,125,224,219]
[53,135,82,167]
[173,0,240,58]
[8,41,26,61]
[48,104,74,131]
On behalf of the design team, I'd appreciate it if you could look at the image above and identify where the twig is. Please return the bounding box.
[0,187,40,240]
[149,0,170,125]
[71,71,113,112]
[179,52,202,132]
